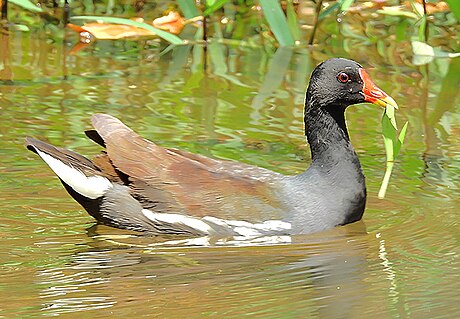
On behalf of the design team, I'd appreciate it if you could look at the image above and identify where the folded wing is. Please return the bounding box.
[90,114,285,222]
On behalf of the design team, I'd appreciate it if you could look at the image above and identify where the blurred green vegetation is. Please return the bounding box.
[2,0,459,51]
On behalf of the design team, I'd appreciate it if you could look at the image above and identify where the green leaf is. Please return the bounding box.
[260,0,294,46]
[377,7,418,19]
[379,107,408,199]
[412,40,460,58]
[204,0,229,16]
[409,0,424,18]
[418,19,427,43]
[70,16,184,45]
[385,104,398,130]
[341,23,367,40]
[394,121,408,159]
[341,0,355,12]
[318,0,355,20]
[418,15,427,42]
[9,0,43,12]
[412,41,460,65]
[177,0,200,19]
[381,112,395,162]
[412,54,433,66]
[286,0,300,42]
[319,2,339,20]
[433,47,460,59]
[11,24,30,32]
[445,0,460,21]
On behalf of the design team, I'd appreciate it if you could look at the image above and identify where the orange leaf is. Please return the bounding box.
[69,42,91,55]
[152,11,185,35]
[85,23,156,39]
[68,21,157,40]
[67,23,95,43]
[404,0,450,14]
[67,23,86,33]
[66,13,185,41]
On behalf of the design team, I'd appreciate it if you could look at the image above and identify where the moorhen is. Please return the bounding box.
[26,58,398,237]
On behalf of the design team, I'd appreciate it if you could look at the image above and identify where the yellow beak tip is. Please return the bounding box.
[381,96,399,110]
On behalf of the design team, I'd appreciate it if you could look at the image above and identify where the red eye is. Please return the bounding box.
[337,72,349,83]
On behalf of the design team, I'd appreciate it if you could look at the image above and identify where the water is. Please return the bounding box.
[1,8,459,319]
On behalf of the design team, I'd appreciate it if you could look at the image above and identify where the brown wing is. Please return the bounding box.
[90,114,285,221]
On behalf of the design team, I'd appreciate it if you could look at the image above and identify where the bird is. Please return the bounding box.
[26,58,398,238]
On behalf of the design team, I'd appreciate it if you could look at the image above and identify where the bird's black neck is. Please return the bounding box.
[304,102,360,171]
[301,100,366,225]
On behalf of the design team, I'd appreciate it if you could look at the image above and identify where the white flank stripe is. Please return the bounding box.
[141,210,213,234]
[203,216,291,237]
[35,149,112,199]
[141,212,291,238]
[232,227,261,237]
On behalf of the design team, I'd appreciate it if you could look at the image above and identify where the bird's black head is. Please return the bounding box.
[305,58,398,112]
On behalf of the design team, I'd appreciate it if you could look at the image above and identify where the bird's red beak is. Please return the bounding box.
[359,68,398,109]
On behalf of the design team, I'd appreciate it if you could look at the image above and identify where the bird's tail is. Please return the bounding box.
[25,137,113,219]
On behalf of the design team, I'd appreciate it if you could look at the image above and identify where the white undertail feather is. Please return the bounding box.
[35,149,112,199]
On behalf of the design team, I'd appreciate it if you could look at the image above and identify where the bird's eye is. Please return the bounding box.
[337,72,349,83]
